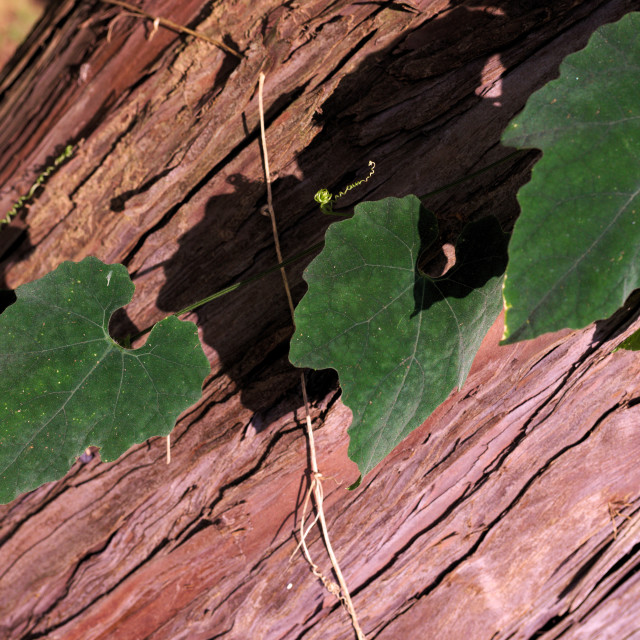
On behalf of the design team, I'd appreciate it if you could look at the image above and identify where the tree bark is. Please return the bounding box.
[1,0,639,638]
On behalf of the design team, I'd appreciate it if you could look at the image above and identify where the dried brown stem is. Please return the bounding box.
[100,0,243,58]
[258,72,366,640]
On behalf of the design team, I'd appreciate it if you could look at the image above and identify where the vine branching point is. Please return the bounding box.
[100,0,243,59]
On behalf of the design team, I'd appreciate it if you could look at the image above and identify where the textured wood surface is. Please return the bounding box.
[1,1,639,638]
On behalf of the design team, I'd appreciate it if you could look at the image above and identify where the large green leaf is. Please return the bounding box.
[502,12,640,343]
[290,196,507,481]
[0,257,209,504]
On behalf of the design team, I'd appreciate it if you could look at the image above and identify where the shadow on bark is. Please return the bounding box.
[153,0,555,429]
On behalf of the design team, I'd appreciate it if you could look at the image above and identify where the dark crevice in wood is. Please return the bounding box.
[317,28,379,87]
[374,393,625,630]
[419,436,460,479]
[523,341,571,376]
[531,533,640,638]
[531,614,568,639]
[598,521,640,588]
[110,167,174,212]
[206,627,235,640]
[170,502,217,549]
[582,544,640,612]
[0,1,79,97]
[550,539,592,584]
[21,527,122,639]
[196,43,242,110]
[0,229,28,265]
[6,79,70,161]
[23,533,173,639]
[186,0,230,44]
[0,455,104,553]
[199,571,254,624]
[174,516,216,546]
[76,84,141,150]
[171,422,301,550]
[0,485,61,548]
[69,111,145,201]
[557,542,614,600]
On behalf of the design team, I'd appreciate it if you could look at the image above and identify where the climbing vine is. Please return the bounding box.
[1,11,638,502]
[1,144,75,228]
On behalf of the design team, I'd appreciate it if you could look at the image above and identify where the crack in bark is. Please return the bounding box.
[333,332,632,637]
[119,80,310,271]
[374,399,629,639]
[578,539,640,616]
[171,421,302,550]
[19,528,121,639]
[531,502,640,638]
[23,532,173,639]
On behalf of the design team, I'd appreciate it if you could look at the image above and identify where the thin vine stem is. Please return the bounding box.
[2,144,76,228]
[131,242,322,342]
[100,0,243,59]
[259,72,366,640]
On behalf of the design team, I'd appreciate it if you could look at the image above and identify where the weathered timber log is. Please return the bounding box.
[1,0,639,638]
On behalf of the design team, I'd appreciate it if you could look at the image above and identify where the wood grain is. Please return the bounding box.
[0,0,639,638]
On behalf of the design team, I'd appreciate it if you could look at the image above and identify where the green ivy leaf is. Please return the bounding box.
[290,196,507,481]
[502,12,640,343]
[0,257,210,504]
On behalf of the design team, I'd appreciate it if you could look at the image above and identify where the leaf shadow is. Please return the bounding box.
[0,0,627,443]
[148,0,624,437]
[413,208,509,317]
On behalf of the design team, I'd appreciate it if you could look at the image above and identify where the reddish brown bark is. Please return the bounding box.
[1,1,639,638]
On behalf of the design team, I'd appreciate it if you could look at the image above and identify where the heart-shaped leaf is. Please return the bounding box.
[502,12,640,343]
[0,257,210,504]
[290,196,507,481]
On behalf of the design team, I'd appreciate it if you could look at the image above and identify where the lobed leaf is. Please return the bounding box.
[502,12,640,343]
[615,328,640,351]
[0,257,210,504]
[290,196,507,482]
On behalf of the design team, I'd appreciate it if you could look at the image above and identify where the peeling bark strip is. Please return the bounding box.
[1,0,639,638]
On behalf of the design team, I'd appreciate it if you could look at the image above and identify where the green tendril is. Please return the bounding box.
[335,160,376,200]
[314,160,376,215]
[2,144,75,228]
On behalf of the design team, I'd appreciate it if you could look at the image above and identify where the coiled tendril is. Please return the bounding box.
[314,161,375,215]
